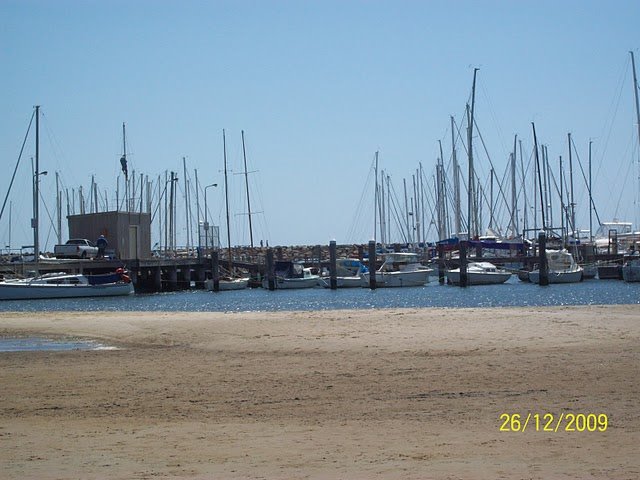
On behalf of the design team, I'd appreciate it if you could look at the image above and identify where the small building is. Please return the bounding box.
[67,211,151,259]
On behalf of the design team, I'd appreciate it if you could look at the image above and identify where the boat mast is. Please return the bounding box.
[510,135,518,237]
[631,51,640,226]
[121,122,128,212]
[519,139,528,237]
[33,105,40,265]
[182,157,190,255]
[568,133,576,239]
[373,151,379,243]
[223,129,232,273]
[588,140,593,242]
[532,122,546,231]
[56,171,62,245]
[241,130,254,248]
[451,116,461,237]
[467,68,479,239]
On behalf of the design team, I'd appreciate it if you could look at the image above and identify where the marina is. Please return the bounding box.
[0,273,637,313]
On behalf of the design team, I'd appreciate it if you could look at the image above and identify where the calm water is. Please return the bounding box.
[0,337,115,352]
[0,276,638,312]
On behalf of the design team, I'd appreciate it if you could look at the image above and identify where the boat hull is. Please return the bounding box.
[0,282,134,301]
[360,270,430,288]
[205,278,249,291]
[622,263,640,282]
[446,270,512,285]
[262,276,319,289]
[528,269,583,284]
[318,276,362,288]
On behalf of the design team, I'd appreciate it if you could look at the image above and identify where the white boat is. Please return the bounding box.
[318,258,368,288]
[205,277,250,291]
[528,250,584,284]
[262,261,319,289]
[622,253,640,282]
[0,271,134,300]
[445,261,512,286]
[360,252,431,288]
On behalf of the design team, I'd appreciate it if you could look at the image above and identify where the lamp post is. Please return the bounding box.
[32,169,47,260]
[204,183,218,255]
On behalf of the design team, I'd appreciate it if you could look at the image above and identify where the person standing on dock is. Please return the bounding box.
[96,235,108,258]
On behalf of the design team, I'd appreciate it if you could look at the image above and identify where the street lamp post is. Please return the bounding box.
[204,183,218,255]
[32,169,48,260]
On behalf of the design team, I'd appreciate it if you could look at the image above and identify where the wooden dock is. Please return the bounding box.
[0,243,627,293]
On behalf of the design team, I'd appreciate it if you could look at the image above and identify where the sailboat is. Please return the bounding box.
[0,107,134,300]
[206,130,249,291]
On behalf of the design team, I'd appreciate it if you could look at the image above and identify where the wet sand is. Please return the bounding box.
[0,305,638,479]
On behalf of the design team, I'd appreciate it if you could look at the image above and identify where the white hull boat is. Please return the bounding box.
[0,271,134,301]
[205,277,249,291]
[446,262,512,285]
[318,258,368,288]
[528,269,583,284]
[528,250,584,284]
[360,252,431,288]
[262,274,319,289]
[262,261,319,289]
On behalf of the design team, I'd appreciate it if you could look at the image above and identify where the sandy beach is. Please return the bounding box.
[0,305,638,479]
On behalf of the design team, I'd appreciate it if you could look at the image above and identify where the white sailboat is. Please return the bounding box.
[0,107,135,300]
[206,130,249,292]
[0,271,134,301]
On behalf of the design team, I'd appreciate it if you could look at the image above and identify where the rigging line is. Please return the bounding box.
[1,110,36,222]
[569,136,602,227]
[613,156,635,219]
[387,179,408,244]
[346,156,376,242]
[473,117,513,227]
[39,187,59,242]
[595,57,630,181]
[479,82,510,160]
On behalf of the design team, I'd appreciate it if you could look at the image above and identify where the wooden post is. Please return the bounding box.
[315,244,322,276]
[154,266,162,291]
[538,232,549,286]
[266,248,275,291]
[167,266,178,291]
[329,240,337,290]
[438,243,445,285]
[211,250,220,292]
[459,241,468,287]
[195,263,205,289]
[368,240,377,290]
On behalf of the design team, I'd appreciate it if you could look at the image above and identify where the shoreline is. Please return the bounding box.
[1,305,639,479]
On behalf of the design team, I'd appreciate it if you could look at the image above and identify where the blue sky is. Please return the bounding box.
[1,0,639,250]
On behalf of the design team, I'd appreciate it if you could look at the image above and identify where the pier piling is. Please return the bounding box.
[211,251,220,292]
[368,240,377,290]
[459,241,468,287]
[329,240,337,290]
[438,243,445,285]
[266,248,275,291]
[538,232,549,286]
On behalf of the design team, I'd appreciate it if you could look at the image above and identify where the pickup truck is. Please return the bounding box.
[54,239,99,259]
